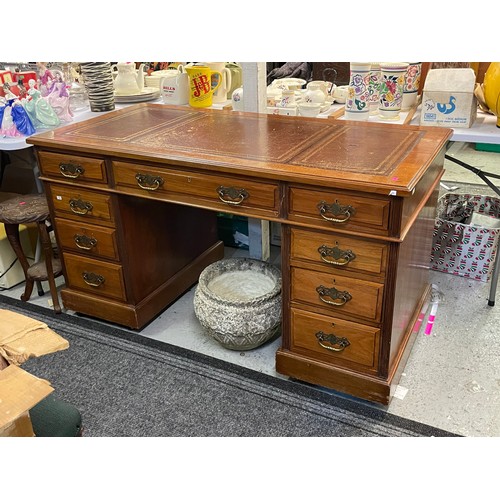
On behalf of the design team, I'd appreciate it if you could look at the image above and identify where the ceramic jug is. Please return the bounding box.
[185,65,222,108]
[112,62,145,95]
[226,63,243,97]
[207,62,232,104]
[304,82,326,104]
[160,67,189,105]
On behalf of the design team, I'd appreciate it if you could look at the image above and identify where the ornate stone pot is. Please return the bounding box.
[194,258,282,350]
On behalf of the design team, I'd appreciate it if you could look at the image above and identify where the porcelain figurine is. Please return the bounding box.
[37,62,54,97]
[47,71,73,122]
[0,84,35,136]
[24,79,60,128]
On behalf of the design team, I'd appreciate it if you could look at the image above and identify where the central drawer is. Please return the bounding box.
[291,267,384,322]
[112,161,279,216]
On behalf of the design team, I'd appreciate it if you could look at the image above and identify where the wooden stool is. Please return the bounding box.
[0,194,62,313]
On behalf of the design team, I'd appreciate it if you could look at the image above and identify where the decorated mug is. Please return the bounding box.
[185,65,222,108]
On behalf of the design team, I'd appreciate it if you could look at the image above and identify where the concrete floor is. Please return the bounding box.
[1,141,500,437]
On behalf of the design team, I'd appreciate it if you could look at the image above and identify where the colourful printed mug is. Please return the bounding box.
[185,65,222,108]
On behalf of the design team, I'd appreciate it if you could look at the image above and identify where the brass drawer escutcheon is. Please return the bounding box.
[82,271,105,287]
[69,198,93,215]
[217,186,249,205]
[317,200,355,223]
[135,173,164,191]
[59,162,85,178]
[316,284,352,306]
[74,234,98,250]
[317,244,356,266]
[315,331,351,352]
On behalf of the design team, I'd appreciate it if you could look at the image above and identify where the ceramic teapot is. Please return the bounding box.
[112,62,145,95]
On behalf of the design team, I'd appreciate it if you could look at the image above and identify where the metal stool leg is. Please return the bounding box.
[488,246,500,306]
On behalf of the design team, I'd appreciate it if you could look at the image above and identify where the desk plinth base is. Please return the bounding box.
[61,241,225,330]
[276,350,393,405]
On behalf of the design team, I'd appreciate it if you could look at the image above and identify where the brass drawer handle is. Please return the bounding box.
[318,244,356,266]
[135,173,164,191]
[69,198,93,215]
[317,200,355,223]
[59,162,85,178]
[82,271,105,287]
[316,331,351,352]
[74,234,97,250]
[217,186,249,205]
[316,284,352,306]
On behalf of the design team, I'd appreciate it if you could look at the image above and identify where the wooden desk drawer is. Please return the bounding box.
[63,253,126,301]
[112,161,278,214]
[54,217,119,261]
[48,185,114,225]
[291,308,380,372]
[38,151,107,184]
[291,267,384,322]
[290,227,388,277]
[288,186,391,235]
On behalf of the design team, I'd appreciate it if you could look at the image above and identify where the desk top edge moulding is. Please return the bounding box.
[27,103,452,197]
[27,103,452,405]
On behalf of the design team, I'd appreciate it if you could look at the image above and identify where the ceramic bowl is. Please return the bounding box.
[298,102,322,117]
[270,78,307,91]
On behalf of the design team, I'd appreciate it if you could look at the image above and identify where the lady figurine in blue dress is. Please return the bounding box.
[0,83,36,136]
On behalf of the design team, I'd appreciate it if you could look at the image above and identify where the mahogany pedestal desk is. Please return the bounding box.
[27,104,451,404]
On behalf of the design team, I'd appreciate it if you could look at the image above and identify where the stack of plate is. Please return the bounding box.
[114,87,160,103]
[144,69,179,89]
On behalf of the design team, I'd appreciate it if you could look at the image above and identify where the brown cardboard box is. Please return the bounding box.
[0,365,53,437]
[420,68,477,128]
[0,309,69,437]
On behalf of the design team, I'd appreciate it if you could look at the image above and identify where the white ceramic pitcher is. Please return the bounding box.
[160,66,189,105]
[207,62,232,104]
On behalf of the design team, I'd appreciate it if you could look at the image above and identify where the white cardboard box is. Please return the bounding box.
[420,68,477,128]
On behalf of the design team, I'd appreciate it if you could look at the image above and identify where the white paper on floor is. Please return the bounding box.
[393,385,409,400]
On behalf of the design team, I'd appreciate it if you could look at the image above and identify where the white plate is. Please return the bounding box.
[114,87,160,102]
